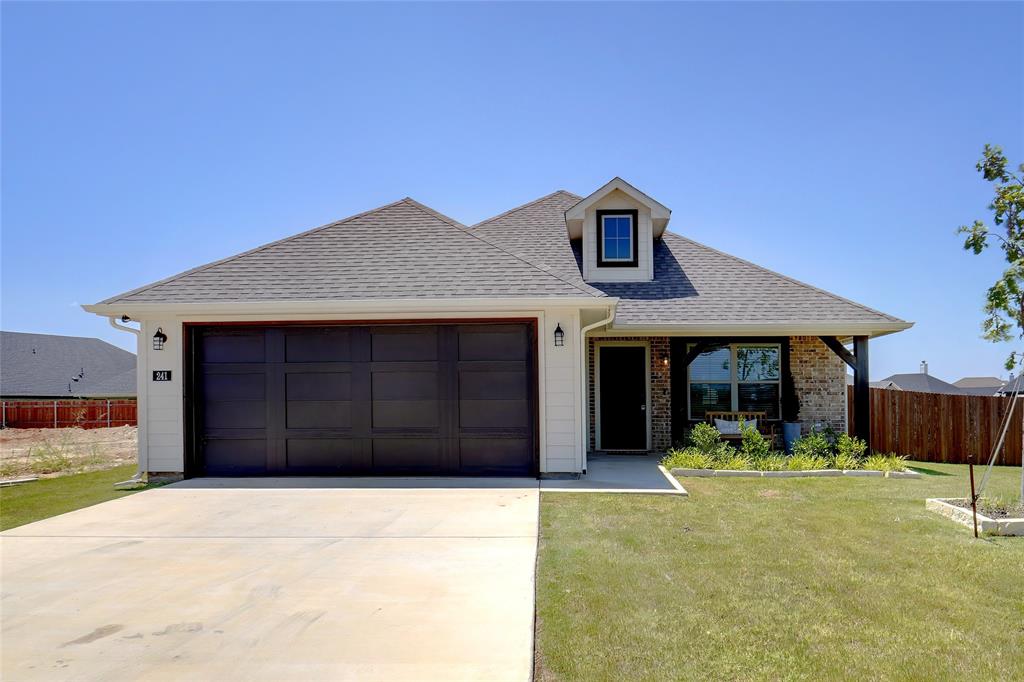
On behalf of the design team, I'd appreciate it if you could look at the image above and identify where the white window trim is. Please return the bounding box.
[686,342,781,420]
[594,339,651,451]
[600,214,635,262]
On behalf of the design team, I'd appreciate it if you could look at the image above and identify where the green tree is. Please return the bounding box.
[959,145,1024,370]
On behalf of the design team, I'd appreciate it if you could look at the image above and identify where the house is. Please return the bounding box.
[876,361,962,395]
[83,178,911,478]
[0,331,136,399]
[953,376,1006,396]
[997,375,1024,396]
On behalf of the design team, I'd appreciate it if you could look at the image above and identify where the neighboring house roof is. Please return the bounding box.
[99,198,599,305]
[998,375,1024,395]
[953,376,1006,396]
[845,374,888,389]
[474,190,907,332]
[0,331,136,398]
[876,372,962,394]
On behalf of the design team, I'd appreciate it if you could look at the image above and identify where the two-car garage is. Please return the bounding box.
[185,322,537,477]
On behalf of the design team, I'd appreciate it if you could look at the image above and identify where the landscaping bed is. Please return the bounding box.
[661,422,910,474]
[926,497,1024,536]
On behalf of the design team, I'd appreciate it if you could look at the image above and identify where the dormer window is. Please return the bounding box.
[597,209,639,267]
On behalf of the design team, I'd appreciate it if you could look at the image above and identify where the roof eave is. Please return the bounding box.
[601,321,913,340]
[82,296,617,318]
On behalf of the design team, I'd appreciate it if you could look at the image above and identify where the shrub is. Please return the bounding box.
[716,451,752,470]
[738,421,772,460]
[832,433,867,470]
[864,453,908,472]
[661,448,714,470]
[787,452,830,470]
[792,429,833,461]
[832,452,863,470]
[751,453,787,471]
[688,422,723,453]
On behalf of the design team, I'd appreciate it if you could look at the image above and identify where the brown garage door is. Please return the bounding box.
[185,323,537,477]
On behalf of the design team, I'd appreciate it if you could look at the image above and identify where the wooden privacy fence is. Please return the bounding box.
[1,400,137,429]
[847,387,1022,466]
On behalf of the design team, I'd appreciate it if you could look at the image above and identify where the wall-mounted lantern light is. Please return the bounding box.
[554,323,565,347]
[153,327,168,351]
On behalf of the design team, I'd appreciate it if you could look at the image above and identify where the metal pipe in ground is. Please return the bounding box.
[969,456,979,539]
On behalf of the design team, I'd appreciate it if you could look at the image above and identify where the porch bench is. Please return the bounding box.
[705,411,777,446]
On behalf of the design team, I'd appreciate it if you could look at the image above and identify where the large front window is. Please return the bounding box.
[687,343,781,419]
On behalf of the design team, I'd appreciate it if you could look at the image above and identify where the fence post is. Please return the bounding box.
[107,399,112,427]
[53,400,58,428]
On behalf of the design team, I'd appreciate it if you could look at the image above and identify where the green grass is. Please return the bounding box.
[535,462,1024,681]
[0,464,160,531]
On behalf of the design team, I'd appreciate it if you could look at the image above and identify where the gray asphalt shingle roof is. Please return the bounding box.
[878,373,963,394]
[100,198,598,304]
[96,188,907,332]
[473,190,905,328]
[1,331,136,398]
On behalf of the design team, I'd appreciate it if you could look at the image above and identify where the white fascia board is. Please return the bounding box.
[600,321,913,339]
[82,297,616,319]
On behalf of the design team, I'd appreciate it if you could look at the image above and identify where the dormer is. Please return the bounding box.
[565,177,671,283]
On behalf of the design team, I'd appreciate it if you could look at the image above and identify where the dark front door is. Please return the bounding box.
[187,323,536,477]
[599,345,647,450]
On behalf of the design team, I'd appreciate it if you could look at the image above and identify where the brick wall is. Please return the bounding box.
[789,335,847,434]
[587,336,672,453]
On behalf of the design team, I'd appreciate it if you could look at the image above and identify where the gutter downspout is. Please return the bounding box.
[580,306,616,474]
[107,316,147,488]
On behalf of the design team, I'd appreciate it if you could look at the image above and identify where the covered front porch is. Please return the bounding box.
[586,334,872,455]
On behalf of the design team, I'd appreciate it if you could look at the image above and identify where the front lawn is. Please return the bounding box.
[0,464,159,531]
[535,462,1024,681]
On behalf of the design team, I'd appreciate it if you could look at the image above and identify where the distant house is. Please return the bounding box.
[997,375,1024,396]
[953,376,1006,397]
[875,361,962,395]
[0,331,136,399]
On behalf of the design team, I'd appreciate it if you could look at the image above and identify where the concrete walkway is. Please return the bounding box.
[1,479,539,682]
[541,454,688,495]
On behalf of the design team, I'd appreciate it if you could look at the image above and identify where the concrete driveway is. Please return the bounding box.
[1,478,539,681]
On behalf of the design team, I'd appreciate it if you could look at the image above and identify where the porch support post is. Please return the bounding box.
[853,336,871,451]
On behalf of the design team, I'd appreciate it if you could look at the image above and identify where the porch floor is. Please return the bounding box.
[540,454,686,495]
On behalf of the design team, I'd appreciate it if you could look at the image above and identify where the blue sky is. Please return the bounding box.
[2,1,1022,381]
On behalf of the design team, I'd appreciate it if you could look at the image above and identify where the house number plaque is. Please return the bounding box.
[153,370,172,381]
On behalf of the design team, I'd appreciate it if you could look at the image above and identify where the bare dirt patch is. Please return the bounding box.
[0,426,137,479]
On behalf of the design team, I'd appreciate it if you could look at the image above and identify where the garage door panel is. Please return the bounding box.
[372,328,438,361]
[204,401,267,429]
[460,438,532,474]
[202,373,265,401]
[458,328,527,361]
[200,333,266,364]
[204,439,267,475]
[285,328,353,362]
[372,438,442,472]
[459,371,527,400]
[286,401,352,429]
[371,370,439,400]
[286,372,351,401]
[373,400,440,428]
[286,439,366,472]
[460,399,528,429]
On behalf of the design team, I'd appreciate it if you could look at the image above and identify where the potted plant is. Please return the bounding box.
[781,371,801,453]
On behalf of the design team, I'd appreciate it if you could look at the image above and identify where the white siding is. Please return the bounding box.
[141,319,184,473]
